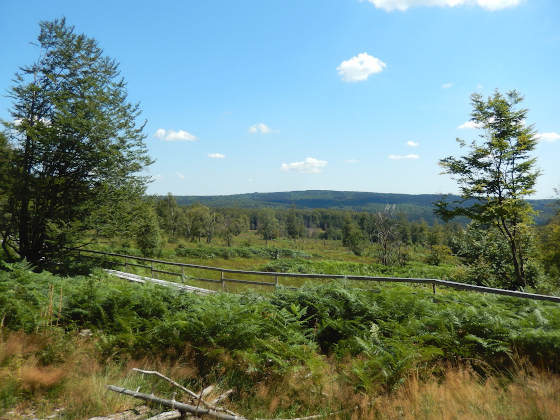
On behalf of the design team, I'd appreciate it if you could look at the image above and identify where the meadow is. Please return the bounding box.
[1,231,560,419]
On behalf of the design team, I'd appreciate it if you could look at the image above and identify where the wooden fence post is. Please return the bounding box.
[433,281,436,294]
[275,275,279,287]
[151,261,155,279]
[221,271,226,291]
[125,257,129,273]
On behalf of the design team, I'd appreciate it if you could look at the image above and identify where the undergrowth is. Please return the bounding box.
[1,264,559,419]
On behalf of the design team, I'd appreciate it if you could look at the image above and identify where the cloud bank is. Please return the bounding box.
[360,0,524,12]
[337,53,386,82]
[281,158,327,173]
[208,153,226,158]
[155,129,198,141]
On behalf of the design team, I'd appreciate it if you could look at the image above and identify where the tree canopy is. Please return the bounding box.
[0,18,153,267]
[435,89,540,289]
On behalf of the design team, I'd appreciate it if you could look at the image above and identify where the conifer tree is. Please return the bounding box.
[0,18,153,266]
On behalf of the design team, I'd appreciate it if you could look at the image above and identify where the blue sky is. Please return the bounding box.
[1,0,559,199]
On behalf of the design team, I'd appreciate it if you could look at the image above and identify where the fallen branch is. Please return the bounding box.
[106,385,248,420]
[132,368,198,399]
[132,368,237,416]
[144,410,182,420]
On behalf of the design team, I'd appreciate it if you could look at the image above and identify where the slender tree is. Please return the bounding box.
[258,208,279,246]
[0,18,153,266]
[435,89,540,289]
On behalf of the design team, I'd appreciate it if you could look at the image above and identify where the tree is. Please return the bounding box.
[285,204,304,243]
[218,214,249,247]
[155,193,186,242]
[435,89,540,289]
[135,204,163,258]
[185,203,211,242]
[257,208,279,245]
[342,215,366,256]
[0,19,153,266]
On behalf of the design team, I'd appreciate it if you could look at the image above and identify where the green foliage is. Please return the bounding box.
[0,18,152,267]
[135,204,163,258]
[435,90,541,289]
[342,216,367,256]
[2,267,560,401]
[257,208,280,245]
[173,245,311,260]
[451,222,542,288]
[538,213,560,280]
[426,245,452,266]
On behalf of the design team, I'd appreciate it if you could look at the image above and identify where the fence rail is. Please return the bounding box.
[76,249,560,303]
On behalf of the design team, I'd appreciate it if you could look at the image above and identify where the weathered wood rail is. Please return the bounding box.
[77,249,560,303]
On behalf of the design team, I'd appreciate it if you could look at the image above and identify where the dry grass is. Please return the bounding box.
[362,366,560,420]
[2,330,559,420]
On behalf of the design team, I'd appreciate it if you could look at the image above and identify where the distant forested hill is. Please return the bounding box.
[171,190,556,224]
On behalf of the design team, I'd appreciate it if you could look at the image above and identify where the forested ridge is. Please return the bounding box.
[172,190,556,224]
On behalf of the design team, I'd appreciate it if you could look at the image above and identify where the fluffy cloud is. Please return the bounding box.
[151,174,164,181]
[442,83,453,89]
[406,141,419,147]
[389,154,419,160]
[176,172,185,179]
[248,123,277,134]
[458,121,481,129]
[537,132,560,142]
[360,0,524,12]
[346,158,359,163]
[154,129,198,141]
[208,153,226,158]
[281,158,327,174]
[337,53,386,82]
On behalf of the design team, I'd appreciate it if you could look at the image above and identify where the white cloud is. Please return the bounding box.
[208,153,226,158]
[337,53,386,82]
[537,132,560,142]
[151,174,164,181]
[248,123,277,134]
[360,0,524,12]
[477,84,484,89]
[346,158,359,163]
[458,120,481,129]
[176,172,185,179]
[406,141,419,147]
[389,154,419,160]
[154,129,198,141]
[442,83,453,89]
[281,158,327,174]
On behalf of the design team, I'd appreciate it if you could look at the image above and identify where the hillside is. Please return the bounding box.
[171,190,556,224]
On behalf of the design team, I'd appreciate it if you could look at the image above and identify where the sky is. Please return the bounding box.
[1,0,559,199]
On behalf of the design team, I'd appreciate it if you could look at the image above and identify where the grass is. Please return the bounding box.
[2,329,559,419]
[2,234,560,419]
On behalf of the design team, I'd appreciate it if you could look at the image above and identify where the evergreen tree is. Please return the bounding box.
[0,19,152,266]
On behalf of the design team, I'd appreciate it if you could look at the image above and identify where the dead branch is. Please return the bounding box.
[106,385,248,420]
[132,368,238,416]
[144,410,182,420]
[132,368,198,399]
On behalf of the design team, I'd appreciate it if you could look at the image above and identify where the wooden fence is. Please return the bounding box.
[76,249,560,303]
